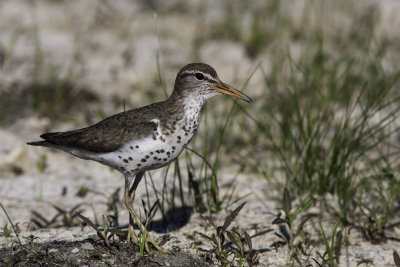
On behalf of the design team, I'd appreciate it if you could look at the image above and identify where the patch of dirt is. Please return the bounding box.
[0,239,208,266]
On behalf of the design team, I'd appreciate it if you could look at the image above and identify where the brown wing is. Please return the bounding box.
[38,109,159,153]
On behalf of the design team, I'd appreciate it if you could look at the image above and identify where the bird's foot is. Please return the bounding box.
[119,223,168,254]
[140,230,169,254]
[120,224,140,246]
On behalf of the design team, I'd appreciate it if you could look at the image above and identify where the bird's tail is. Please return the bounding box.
[27,132,61,148]
[26,140,56,147]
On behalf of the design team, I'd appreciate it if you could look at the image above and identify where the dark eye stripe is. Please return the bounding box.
[179,72,217,83]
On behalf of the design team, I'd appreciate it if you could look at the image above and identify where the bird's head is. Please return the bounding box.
[173,63,252,104]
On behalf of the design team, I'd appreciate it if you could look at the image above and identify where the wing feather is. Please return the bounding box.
[37,108,160,153]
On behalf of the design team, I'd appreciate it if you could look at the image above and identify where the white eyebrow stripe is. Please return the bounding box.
[180,70,219,83]
[204,73,216,82]
[181,70,197,75]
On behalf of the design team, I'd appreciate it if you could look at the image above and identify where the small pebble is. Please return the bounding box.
[71,248,79,253]
[49,248,58,253]
[81,242,94,250]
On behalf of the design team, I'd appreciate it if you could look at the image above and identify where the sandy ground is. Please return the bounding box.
[1,127,399,266]
[1,0,400,266]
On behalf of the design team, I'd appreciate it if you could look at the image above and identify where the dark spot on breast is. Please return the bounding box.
[137,164,141,167]
[177,135,181,139]
[121,167,125,171]
[152,134,157,140]
[141,159,146,163]
[123,159,128,163]
[163,158,167,162]
[160,149,165,153]
[172,146,176,150]
[135,145,139,148]
[118,156,122,159]
[185,133,188,136]
[145,155,149,159]
[128,157,133,161]
[130,146,134,149]
[167,152,170,156]
[150,152,153,155]
[153,157,158,160]
[156,150,160,153]
[177,140,181,144]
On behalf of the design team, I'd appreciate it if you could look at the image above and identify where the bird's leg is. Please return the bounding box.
[122,186,140,245]
[123,172,168,253]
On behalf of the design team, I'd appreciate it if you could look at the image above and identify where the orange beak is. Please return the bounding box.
[213,82,252,103]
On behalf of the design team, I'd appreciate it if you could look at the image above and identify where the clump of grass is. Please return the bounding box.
[0,74,98,125]
[31,204,84,229]
[341,163,400,244]
[272,188,317,264]
[198,202,272,266]
[30,185,122,230]
[1,222,20,240]
[0,202,58,265]
[203,1,293,58]
[76,213,113,251]
[29,79,98,119]
[240,34,400,243]
[315,221,343,266]
[2,223,13,239]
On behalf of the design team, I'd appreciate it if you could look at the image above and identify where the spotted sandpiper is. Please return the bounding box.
[27,63,252,253]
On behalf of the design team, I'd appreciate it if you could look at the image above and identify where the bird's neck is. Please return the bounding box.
[168,90,206,115]
[165,91,205,131]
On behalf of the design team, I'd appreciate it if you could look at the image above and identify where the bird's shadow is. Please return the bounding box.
[150,206,194,233]
[127,206,194,233]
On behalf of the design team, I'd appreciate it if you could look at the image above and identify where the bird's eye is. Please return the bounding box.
[195,73,204,80]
